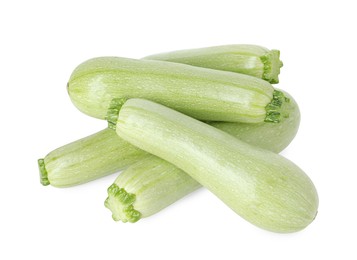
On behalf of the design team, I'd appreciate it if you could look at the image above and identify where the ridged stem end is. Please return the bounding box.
[265,90,290,123]
[38,159,50,186]
[261,49,283,84]
[106,98,127,130]
[104,183,141,223]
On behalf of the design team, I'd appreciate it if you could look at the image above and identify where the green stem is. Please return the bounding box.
[260,50,283,84]
[265,90,290,123]
[104,183,141,223]
[38,159,50,186]
[106,98,127,130]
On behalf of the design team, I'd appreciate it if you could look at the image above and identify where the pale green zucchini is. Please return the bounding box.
[39,90,299,187]
[67,57,288,123]
[104,92,299,222]
[143,44,283,84]
[109,98,318,233]
[38,129,147,187]
[105,155,201,222]
[210,90,300,153]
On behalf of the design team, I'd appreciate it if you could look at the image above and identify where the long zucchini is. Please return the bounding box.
[109,98,318,233]
[67,57,288,123]
[104,92,300,221]
[210,89,299,153]
[38,129,147,187]
[143,44,283,83]
[39,90,299,187]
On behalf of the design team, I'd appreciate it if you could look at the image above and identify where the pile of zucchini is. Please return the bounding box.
[38,44,318,233]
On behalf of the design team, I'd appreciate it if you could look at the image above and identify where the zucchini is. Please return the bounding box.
[38,129,147,187]
[210,90,300,153]
[67,57,288,123]
[110,98,318,233]
[104,92,300,222]
[143,44,283,84]
[39,90,299,187]
[105,155,200,222]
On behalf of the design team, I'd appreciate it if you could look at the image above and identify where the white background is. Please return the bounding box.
[1,0,356,259]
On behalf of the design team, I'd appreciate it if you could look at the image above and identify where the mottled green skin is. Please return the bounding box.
[143,44,283,84]
[105,91,300,222]
[115,99,318,233]
[210,90,300,153]
[40,129,147,187]
[68,56,280,123]
[39,90,299,188]
[105,156,200,222]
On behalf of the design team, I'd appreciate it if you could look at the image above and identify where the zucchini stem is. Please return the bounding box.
[104,183,141,223]
[265,90,290,123]
[261,50,283,84]
[106,98,127,130]
[38,159,50,186]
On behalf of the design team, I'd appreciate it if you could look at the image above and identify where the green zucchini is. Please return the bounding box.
[67,57,288,123]
[105,155,201,222]
[38,129,148,187]
[110,98,318,233]
[39,90,299,187]
[104,92,300,222]
[210,90,300,153]
[143,44,283,84]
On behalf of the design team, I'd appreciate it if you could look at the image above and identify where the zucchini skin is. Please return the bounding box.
[39,129,147,187]
[114,99,318,232]
[143,44,283,84]
[210,90,300,153]
[105,92,299,222]
[39,90,299,187]
[67,57,284,123]
[105,155,201,222]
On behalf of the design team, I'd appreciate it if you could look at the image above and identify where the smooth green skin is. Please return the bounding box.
[105,156,201,222]
[105,92,300,222]
[41,129,147,187]
[211,90,300,153]
[115,99,318,233]
[144,44,283,84]
[40,90,299,188]
[67,56,276,122]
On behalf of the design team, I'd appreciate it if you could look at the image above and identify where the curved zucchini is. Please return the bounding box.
[39,90,299,187]
[111,98,318,233]
[143,44,283,84]
[67,57,288,123]
[104,93,300,222]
